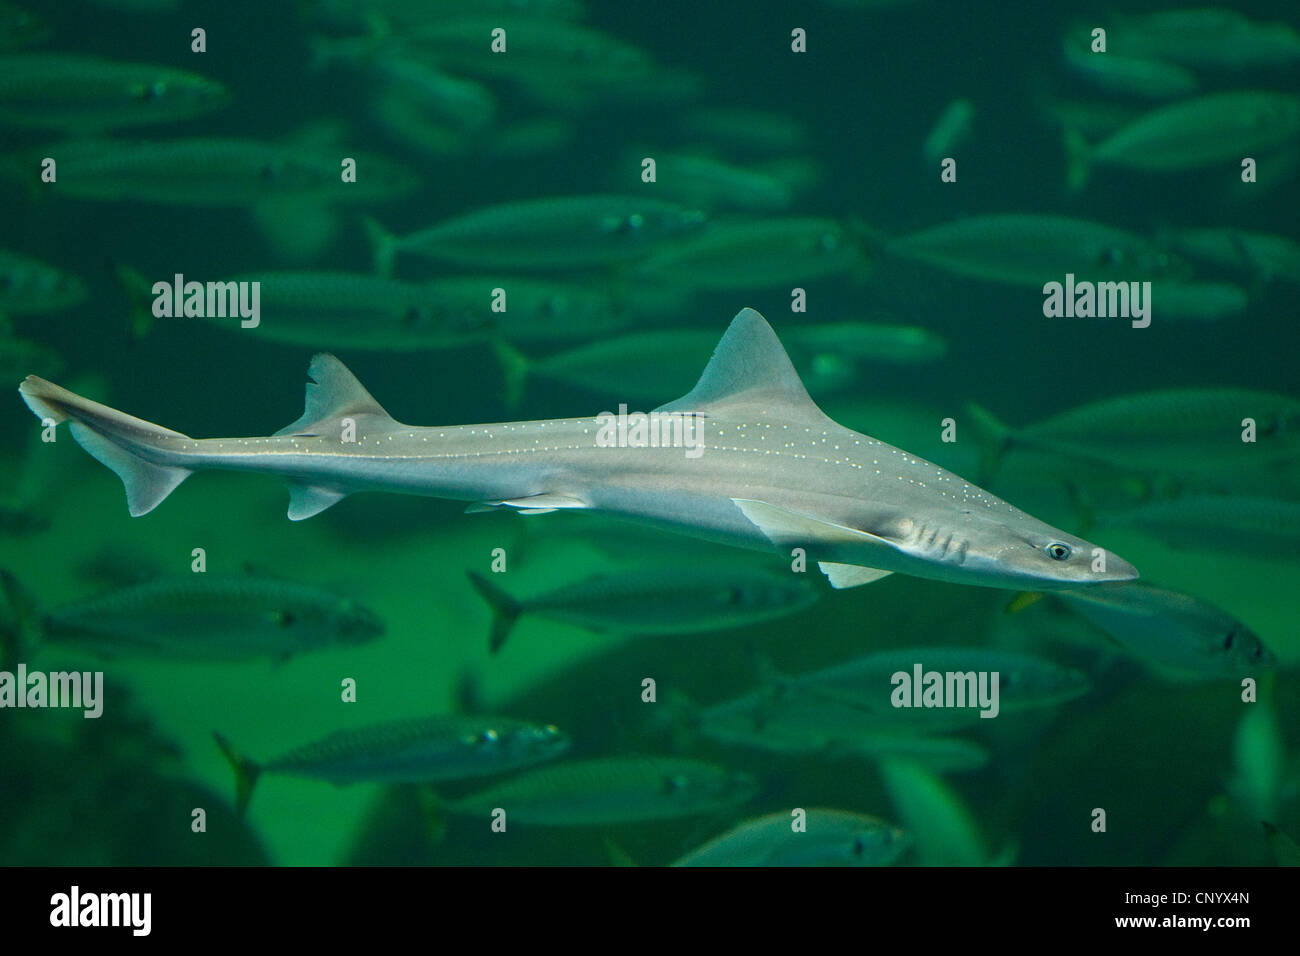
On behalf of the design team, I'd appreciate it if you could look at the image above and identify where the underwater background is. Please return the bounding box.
[1,0,1298,866]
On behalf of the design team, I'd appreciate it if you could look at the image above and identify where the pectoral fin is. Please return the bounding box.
[817,562,893,589]
[731,498,895,588]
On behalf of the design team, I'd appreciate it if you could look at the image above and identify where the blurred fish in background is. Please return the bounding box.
[0,0,1295,870]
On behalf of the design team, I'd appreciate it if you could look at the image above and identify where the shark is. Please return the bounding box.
[17,308,1137,591]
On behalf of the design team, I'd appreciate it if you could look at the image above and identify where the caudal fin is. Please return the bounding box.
[465,571,523,654]
[213,732,263,818]
[18,376,192,516]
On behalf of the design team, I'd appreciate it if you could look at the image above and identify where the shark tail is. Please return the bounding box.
[465,571,523,654]
[19,376,192,517]
[213,732,263,819]
[363,216,399,277]
[964,402,1015,486]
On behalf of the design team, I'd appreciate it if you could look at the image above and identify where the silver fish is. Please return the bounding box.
[1068,92,1300,189]
[17,308,1137,592]
[1096,495,1300,558]
[365,194,707,274]
[1051,581,1275,678]
[0,249,87,316]
[466,565,820,652]
[0,53,228,130]
[213,717,569,815]
[442,755,757,826]
[673,810,909,867]
[9,574,384,662]
[886,214,1180,287]
[4,137,417,206]
[1113,8,1300,71]
[968,388,1300,480]
[500,322,945,405]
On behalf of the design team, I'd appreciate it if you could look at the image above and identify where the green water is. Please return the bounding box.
[1,0,1297,866]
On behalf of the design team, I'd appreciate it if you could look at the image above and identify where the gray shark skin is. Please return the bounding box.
[18,309,1137,591]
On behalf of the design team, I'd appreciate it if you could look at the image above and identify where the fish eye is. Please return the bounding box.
[260,163,281,183]
[818,231,841,253]
[135,81,166,101]
[1045,542,1071,561]
[274,609,297,628]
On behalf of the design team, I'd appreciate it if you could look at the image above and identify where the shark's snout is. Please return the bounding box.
[1096,551,1139,583]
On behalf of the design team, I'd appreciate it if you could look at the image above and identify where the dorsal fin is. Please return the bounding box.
[275,353,394,436]
[654,308,830,423]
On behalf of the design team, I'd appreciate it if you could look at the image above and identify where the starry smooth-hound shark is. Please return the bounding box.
[18,309,1137,590]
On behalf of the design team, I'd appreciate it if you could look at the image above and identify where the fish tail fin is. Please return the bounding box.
[1064,127,1092,193]
[115,265,157,339]
[465,571,523,654]
[19,377,193,516]
[213,732,263,818]
[363,216,399,277]
[964,401,1013,485]
[490,337,530,410]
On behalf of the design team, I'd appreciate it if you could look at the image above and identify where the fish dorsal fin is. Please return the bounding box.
[655,308,831,424]
[275,353,395,437]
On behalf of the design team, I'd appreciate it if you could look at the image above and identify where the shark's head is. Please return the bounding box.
[917,507,1139,590]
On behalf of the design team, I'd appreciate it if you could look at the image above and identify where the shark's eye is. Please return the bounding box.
[1045,543,1071,561]
[1223,631,1236,652]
